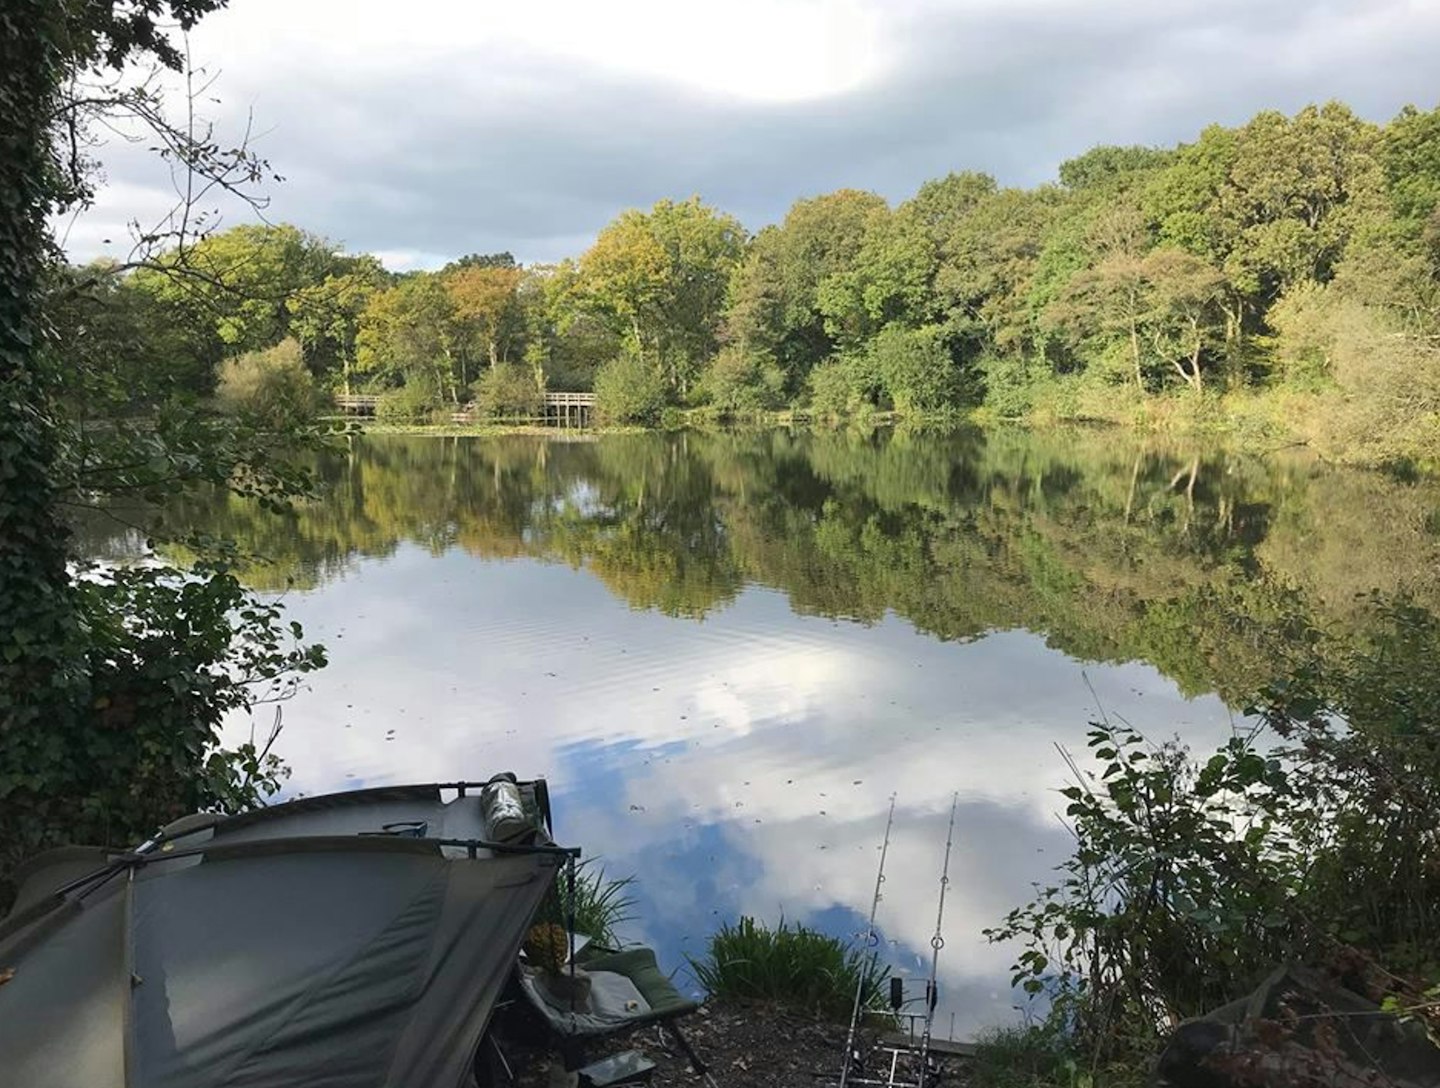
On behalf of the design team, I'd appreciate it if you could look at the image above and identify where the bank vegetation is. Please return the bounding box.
[51,100,1440,468]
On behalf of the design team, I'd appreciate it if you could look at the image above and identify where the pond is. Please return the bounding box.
[78,426,1440,1038]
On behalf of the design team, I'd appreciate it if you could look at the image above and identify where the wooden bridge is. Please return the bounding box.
[334,392,596,427]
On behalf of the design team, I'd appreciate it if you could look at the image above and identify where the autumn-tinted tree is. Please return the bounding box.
[580,197,746,396]
[446,263,525,371]
[356,274,462,400]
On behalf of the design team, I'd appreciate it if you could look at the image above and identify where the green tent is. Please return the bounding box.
[0,779,573,1088]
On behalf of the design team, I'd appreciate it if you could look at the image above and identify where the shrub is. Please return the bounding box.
[1325,309,1440,467]
[965,1022,1122,1088]
[3,559,326,906]
[1267,280,1440,466]
[375,378,443,424]
[696,347,785,415]
[594,353,667,424]
[977,353,1039,419]
[988,595,1440,1073]
[215,338,318,429]
[1266,280,1340,389]
[471,362,544,420]
[870,324,962,414]
[807,356,872,418]
[687,916,891,1021]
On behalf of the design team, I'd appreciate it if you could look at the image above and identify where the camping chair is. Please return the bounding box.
[514,943,707,1075]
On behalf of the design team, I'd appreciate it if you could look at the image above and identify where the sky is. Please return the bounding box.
[65,0,1440,271]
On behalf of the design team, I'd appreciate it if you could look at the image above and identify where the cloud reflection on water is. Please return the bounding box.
[240,545,1237,1036]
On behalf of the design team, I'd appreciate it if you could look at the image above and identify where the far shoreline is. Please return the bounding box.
[327,392,1435,476]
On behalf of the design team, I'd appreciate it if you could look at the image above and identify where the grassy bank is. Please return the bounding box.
[340,390,1437,474]
[687,916,891,1023]
[334,419,648,438]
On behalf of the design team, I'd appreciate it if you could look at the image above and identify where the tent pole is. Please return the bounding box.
[122,865,138,1088]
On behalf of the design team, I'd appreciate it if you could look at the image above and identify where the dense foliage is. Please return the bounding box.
[51,100,1440,465]
[986,596,1440,1081]
[1,1,327,905]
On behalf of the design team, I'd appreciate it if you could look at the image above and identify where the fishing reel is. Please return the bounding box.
[887,976,938,1017]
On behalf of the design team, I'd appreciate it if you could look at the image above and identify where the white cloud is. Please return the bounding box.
[224,550,1240,1033]
[60,1,1440,276]
[186,0,892,103]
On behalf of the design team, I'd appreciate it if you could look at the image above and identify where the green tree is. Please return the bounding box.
[1382,105,1440,230]
[2,0,327,900]
[44,261,208,405]
[933,185,1064,364]
[518,261,622,392]
[1143,249,1228,391]
[1040,201,1154,390]
[287,257,388,393]
[723,189,888,390]
[816,205,937,347]
[131,224,350,369]
[580,197,746,396]
[1147,103,1388,352]
[356,274,463,401]
[1059,144,1174,191]
[1046,247,1227,392]
[446,263,525,370]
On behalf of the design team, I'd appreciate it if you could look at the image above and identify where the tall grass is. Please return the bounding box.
[687,916,891,1022]
[542,860,637,949]
[966,1023,1148,1088]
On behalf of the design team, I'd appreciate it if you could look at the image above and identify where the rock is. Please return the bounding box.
[1155,964,1440,1088]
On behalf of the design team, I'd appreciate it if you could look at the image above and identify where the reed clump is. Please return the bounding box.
[688,916,891,1022]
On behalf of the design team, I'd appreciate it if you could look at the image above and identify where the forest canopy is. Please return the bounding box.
[56,100,1440,464]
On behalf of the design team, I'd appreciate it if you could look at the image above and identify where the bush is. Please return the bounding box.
[687,916,891,1021]
[375,378,443,424]
[1270,285,1440,465]
[215,339,318,429]
[870,324,962,414]
[988,595,1440,1074]
[1325,309,1440,467]
[965,1022,1120,1088]
[807,356,873,418]
[3,559,325,905]
[594,353,667,424]
[1267,281,1340,389]
[471,362,544,420]
[977,353,1039,419]
[696,347,785,415]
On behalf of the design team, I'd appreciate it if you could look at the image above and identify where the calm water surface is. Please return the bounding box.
[81,427,1440,1037]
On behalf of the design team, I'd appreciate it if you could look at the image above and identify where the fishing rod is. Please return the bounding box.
[838,794,897,1088]
[916,794,958,1088]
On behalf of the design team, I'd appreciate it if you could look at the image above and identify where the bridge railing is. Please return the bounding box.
[335,391,595,423]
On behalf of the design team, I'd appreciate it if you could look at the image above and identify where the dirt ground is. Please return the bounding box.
[503,1000,966,1088]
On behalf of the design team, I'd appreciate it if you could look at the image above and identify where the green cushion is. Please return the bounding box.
[572,946,699,1020]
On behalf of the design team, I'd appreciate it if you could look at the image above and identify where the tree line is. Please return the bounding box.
[57,99,1440,460]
